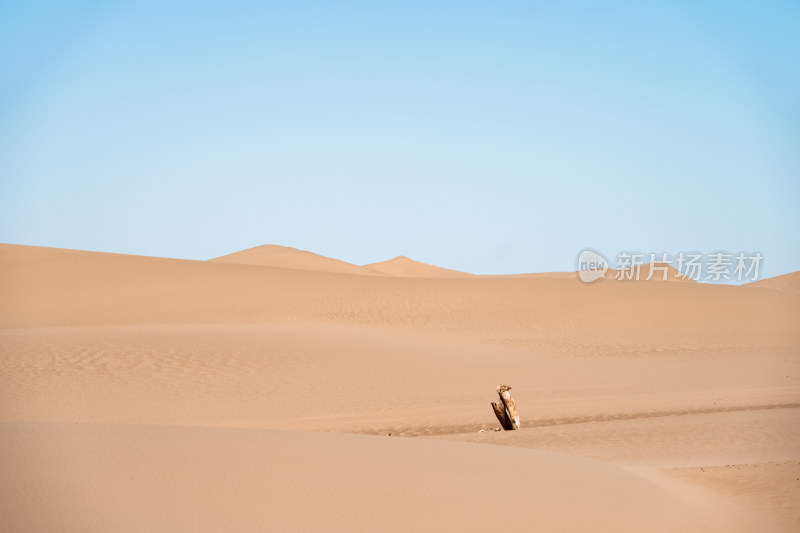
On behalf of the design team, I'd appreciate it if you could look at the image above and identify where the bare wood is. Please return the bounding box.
[497,384,521,430]
[491,401,513,430]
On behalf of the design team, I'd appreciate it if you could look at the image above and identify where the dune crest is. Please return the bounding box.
[209,244,382,276]
[750,271,800,294]
[1,242,798,532]
[606,263,696,282]
[364,255,474,278]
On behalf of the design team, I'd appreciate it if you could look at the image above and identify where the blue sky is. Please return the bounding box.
[1,0,798,277]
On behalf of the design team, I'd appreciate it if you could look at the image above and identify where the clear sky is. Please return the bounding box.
[2,0,798,277]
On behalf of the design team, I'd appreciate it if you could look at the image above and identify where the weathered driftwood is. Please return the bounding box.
[491,401,513,430]
[492,384,521,430]
[498,384,521,429]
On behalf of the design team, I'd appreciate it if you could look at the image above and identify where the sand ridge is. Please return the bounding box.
[1,242,798,531]
[363,254,475,277]
[209,244,385,276]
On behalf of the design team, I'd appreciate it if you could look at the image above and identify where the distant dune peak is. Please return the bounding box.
[250,244,300,252]
[749,270,800,293]
[209,244,384,276]
[363,255,474,278]
[208,245,476,278]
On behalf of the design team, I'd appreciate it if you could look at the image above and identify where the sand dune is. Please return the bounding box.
[209,244,382,276]
[364,255,474,277]
[1,242,798,531]
[209,245,474,278]
[0,422,766,533]
[750,271,800,294]
[609,262,695,282]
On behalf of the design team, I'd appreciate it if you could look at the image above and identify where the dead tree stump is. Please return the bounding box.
[491,400,513,430]
[492,384,521,430]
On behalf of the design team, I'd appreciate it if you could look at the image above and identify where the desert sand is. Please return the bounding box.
[1,242,798,532]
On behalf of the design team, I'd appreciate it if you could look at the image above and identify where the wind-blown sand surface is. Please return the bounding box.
[1,243,798,531]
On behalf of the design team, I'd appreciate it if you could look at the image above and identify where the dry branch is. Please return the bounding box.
[491,384,521,430]
[491,401,513,430]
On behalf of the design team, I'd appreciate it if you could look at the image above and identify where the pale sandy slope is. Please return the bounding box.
[2,422,769,533]
[209,244,472,278]
[210,244,385,276]
[363,255,474,277]
[750,271,800,294]
[1,243,798,532]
